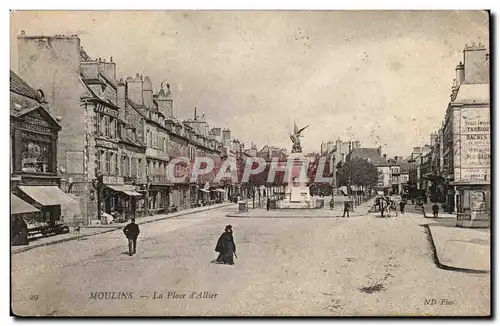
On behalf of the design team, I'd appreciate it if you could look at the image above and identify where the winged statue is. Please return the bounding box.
[290,121,309,153]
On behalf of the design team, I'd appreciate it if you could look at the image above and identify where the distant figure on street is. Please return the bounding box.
[399,201,406,214]
[329,198,335,210]
[266,197,271,211]
[342,201,350,218]
[432,204,439,218]
[215,225,236,265]
[123,218,140,256]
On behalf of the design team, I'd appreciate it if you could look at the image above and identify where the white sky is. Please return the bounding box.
[10,10,489,156]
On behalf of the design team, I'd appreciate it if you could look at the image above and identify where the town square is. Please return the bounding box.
[9,10,490,317]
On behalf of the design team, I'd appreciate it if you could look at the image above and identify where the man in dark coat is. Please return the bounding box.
[266,197,271,211]
[342,201,350,218]
[123,218,140,256]
[399,201,406,214]
[432,203,439,218]
[215,225,236,265]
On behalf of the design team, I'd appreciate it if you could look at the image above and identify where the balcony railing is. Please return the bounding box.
[150,175,173,185]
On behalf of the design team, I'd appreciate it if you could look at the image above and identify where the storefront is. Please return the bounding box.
[11,194,40,245]
[454,179,490,228]
[102,175,142,222]
[10,84,80,227]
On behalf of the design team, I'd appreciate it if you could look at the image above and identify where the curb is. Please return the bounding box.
[423,224,489,274]
[11,203,234,255]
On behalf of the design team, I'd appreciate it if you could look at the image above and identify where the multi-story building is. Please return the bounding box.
[442,42,490,225]
[10,70,80,226]
[16,31,232,224]
[17,32,148,223]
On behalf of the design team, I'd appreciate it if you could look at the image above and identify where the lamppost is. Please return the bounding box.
[143,176,152,216]
[348,141,354,209]
[91,170,104,223]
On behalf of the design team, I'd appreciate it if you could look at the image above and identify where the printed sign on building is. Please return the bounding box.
[459,107,490,170]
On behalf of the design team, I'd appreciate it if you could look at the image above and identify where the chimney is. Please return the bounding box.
[142,76,153,108]
[463,42,488,83]
[117,78,126,110]
[377,146,382,155]
[126,74,144,105]
[194,107,197,120]
[455,62,465,85]
[383,154,387,160]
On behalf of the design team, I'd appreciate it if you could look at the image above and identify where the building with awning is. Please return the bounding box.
[11,194,39,215]
[16,186,80,224]
[10,71,83,226]
[105,184,142,197]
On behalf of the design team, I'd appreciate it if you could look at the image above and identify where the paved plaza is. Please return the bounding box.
[12,205,490,316]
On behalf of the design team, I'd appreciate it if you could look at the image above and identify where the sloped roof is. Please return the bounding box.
[349,148,388,166]
[10,70,38,99]
[454,83,489,104]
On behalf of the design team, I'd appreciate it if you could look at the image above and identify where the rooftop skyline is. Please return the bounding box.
[10,10,489,156]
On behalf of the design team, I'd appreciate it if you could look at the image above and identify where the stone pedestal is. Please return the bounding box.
[278,153,314,209]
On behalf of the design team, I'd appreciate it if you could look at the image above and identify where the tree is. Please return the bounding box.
[336,158,380,189]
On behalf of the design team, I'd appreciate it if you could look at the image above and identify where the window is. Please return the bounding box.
[96,114,103,135]
[147,130,152,147]
[131,157,137,177]
[121,155,130,176]
[137,158,143,179]
[97,149,105,173]
[105,151,111,173]
[20,140,51,173]
[103,116,110,137]
[110,119,117,138]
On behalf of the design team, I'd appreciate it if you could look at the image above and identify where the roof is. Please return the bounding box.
[454,83,490,105]
[10,70,38,99]
[349,148,388,166]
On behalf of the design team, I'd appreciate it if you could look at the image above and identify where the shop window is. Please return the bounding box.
[20,140,50,173]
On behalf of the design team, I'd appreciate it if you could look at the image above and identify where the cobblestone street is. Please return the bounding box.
[12,206,489,316]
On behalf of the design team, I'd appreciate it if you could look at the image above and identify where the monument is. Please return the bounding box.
[278,121,316,209]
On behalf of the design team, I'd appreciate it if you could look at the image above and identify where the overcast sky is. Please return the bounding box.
[10,10,489,156]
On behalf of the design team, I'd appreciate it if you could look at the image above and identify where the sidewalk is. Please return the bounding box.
[422,203,457,219]
[427,225,490,273]
[11,202,234,255]
[228,199,374,218]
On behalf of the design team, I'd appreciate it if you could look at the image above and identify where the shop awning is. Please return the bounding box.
[105,184,142,196]
[200,189,210,193]
[216,188,226,193]
[122,190,142,196]
[11,194,40,215]
[18,186,77,207]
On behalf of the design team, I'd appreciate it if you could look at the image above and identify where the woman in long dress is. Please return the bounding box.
[215,225,236,265]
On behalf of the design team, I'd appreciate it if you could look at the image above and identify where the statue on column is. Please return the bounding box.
[290,121,309,153]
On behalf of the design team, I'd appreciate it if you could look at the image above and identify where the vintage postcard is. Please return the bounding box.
[9,10,490,317]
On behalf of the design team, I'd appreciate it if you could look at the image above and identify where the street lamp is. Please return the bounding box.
[143,176,152,216]
[91,170,104,223]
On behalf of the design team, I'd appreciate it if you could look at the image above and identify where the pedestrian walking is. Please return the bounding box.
[215,225,237,265]
[123,218,140,256]
[399,201,405,214]
[266,197,271,211]
[432,203,439,218]
[342,201,350,218]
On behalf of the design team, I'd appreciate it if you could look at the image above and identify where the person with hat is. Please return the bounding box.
[215,225,237,265]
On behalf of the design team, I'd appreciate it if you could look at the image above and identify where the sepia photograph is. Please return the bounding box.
[9,10,491,317]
